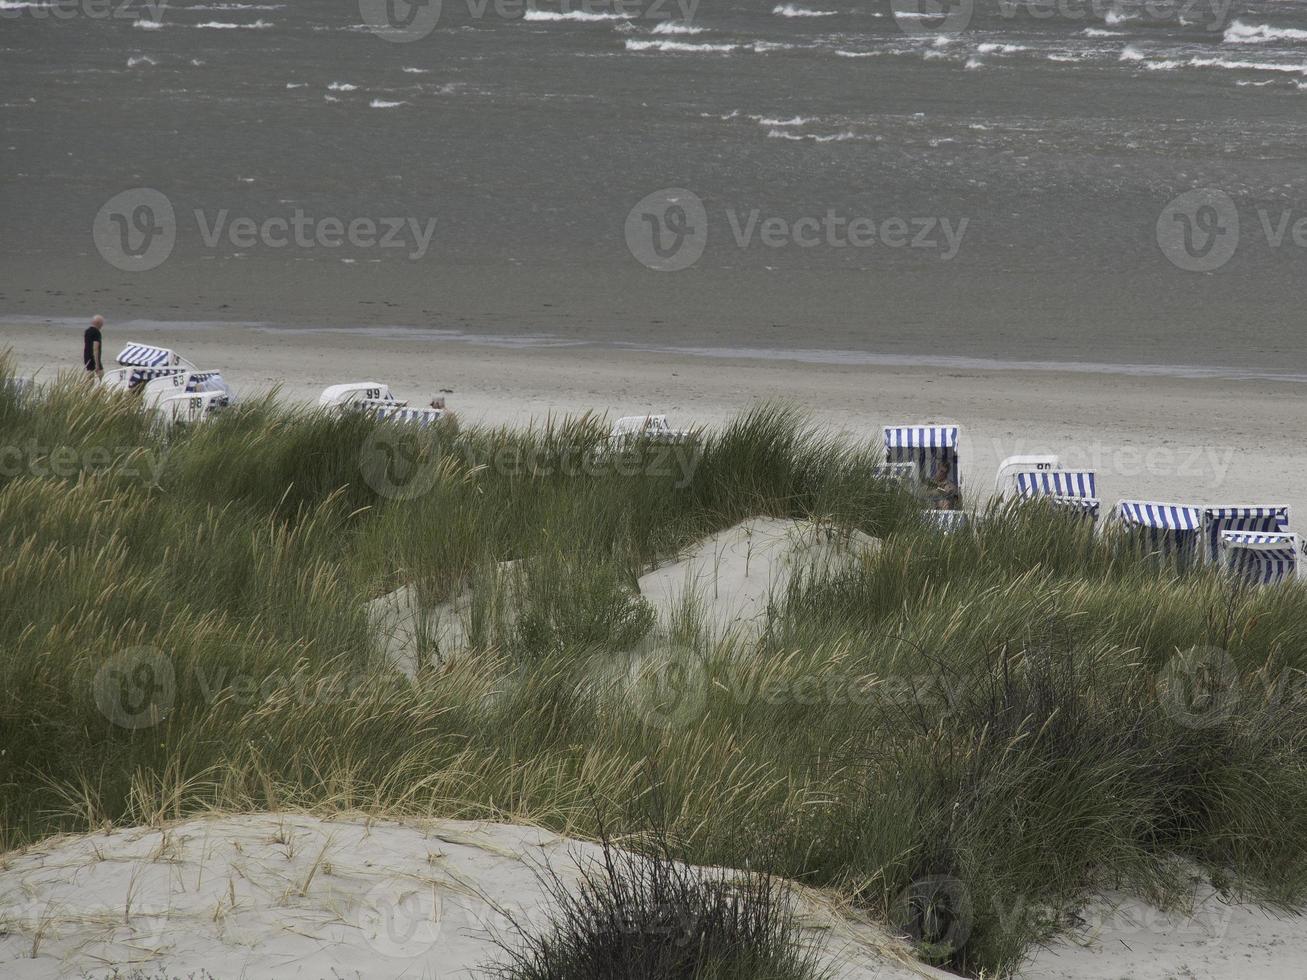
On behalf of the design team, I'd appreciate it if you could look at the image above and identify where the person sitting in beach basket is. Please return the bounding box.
[925,458,961,511]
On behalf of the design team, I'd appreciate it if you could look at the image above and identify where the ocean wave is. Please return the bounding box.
[370,98,408,108]
[651,20,704,34]
[1122,45,1307,74]
[1082,27,1121,36]
[286,82,306,88]
[523,9,632,20]
[772,3,836,16]
[133,17,164,29]
[188,3,285,8]
[195,19,273,28]
[758,115,809,126]
[976,42,1027,53]
[964,56,984,69]
[327,81,357,91]
[625,39,738,52]
[1223,20,1307,45]
[402,67,430,73]
[1104,10,1135,26]
[766,128,856,141]
[127,55,157,67]
[834,49,877,57]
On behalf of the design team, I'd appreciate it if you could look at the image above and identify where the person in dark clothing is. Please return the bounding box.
[83,315,104,379]
[926,457,961,511]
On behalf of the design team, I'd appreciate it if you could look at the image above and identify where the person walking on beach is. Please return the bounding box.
[83,315,104,380]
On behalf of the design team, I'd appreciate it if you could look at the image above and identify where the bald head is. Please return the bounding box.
[91,315,104,329]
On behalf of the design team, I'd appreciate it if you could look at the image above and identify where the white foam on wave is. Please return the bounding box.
[195,19,273,28]
[133,17,164,29]
[402,67,430,73]
[1224,20,1307,44]
[835,49,876,57]
[1122,45,1307,74]
[1104,9,1134,25]
[1184,55,1307,73]
[766,128,856,141]
[772,3,836,15]
[189,3,285,8]
[758,115,808,126]
[327,81,357,91]
[370,98,408,108]
[625,38,738,52]
[1082,27,1120,36]
[964,56,984,69]
[652,20,704,34]
[976,42,1027,53]
[524,8,632,20]
[286,82,306,88]
[127,55,156,67]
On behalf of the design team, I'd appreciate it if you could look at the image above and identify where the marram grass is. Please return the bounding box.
[4,356,1307,976]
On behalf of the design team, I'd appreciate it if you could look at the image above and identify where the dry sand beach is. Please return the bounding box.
[8,317,1307,518]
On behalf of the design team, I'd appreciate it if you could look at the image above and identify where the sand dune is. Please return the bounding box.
[0,812,944,980]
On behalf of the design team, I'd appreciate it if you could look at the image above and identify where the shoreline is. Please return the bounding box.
[10,315,1307,384]
[6,317,1307,520]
